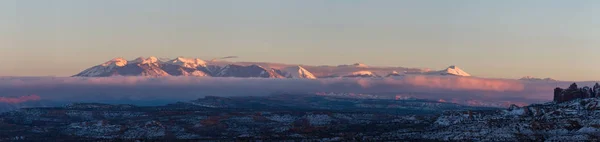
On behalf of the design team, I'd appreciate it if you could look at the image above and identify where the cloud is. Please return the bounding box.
[220,56,238,59]
[404,76,524,91]
[210,56,239,61]
[354,76,525,92]
[0,76,587,108]
[0,95,41,104]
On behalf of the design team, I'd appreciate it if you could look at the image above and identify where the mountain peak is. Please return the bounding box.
[77,57,481,78]
[131,57,145,63]
[282,65,316,79]
[352,71,374,75]
[353,63,368,68]
[520,76,557,81]
[111,57,126,60]
[386,71,403,77]
[344,70,379,78]
[426,65,471,76]
[147,56,158,61]
[168,57,206,68]
[442,65,470,76]
[101,57,128,67]
[138,56,159,64]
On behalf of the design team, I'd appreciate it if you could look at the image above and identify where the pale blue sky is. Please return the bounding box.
[1,0,599,81]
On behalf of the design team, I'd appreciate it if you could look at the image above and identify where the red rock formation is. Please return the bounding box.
[554,83,599,103]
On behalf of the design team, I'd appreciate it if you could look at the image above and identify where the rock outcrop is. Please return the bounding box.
[553,83,600,103]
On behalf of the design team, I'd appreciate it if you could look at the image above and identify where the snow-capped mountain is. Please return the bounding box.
[74,57,169,77]
[343,71,380,78]
[427,65,471,76]
[74,57,473,78]
[161,64,208,77]
[73,58,125,77]
[216,64,285,78]
[519,76,557,81]
[165,57,207,68]
[280,66,317,79]
[385,71,403,77]
[160,57,210,77]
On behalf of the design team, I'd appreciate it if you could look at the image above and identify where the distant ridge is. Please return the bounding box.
[519,76,558,81]
[424,65,471,77]
[73,57,471,79]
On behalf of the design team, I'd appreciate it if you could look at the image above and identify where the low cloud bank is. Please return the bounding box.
[0,95,40,104]
[0,76,588,108]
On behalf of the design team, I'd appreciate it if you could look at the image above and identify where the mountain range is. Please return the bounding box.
[519,76,558,81]
[73,56,473,78]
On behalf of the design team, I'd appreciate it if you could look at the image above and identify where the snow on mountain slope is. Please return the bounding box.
[441,65,471,76]
[399,97,600,141]
[160,64,208,77]
[281,66,317,79]
[519,76,557,81]
[131,56,160,65]
[215,64,285,78]
[165,57,207,68]
[426,65,471,77]
[73,58,128,77]
[207,60,425,78]
[351,71,375,76]
[101,58,128,67]
[343,71,380,78]
[132,58,169,77]
[385,71,403,77]
[75,57,168,77]
[75,57,477,78]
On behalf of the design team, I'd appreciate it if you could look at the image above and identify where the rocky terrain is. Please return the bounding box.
[0,94,489,141]
[384,97,600,141]
[2,84,600,141]
[554,83,600,103]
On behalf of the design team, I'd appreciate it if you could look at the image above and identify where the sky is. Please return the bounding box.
[1,0,599,81]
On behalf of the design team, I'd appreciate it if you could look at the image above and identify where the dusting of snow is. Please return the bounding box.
[426,65,471,76]
[351,71,375,76]
[215,65,231,76]
[76,58,129,77]
[184,70,208,77]
[129,56,161,65]
[101,58,128,67]
[442,65,471,76]
[166,57,207,68]
[266,114,297,123]
[386,71,403,77]
[141,56,159,64]
[282,66,317,79]
[503,108,525,116]
[305,114,333,126]
[577,127,600,134]
[259,71,266,76]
